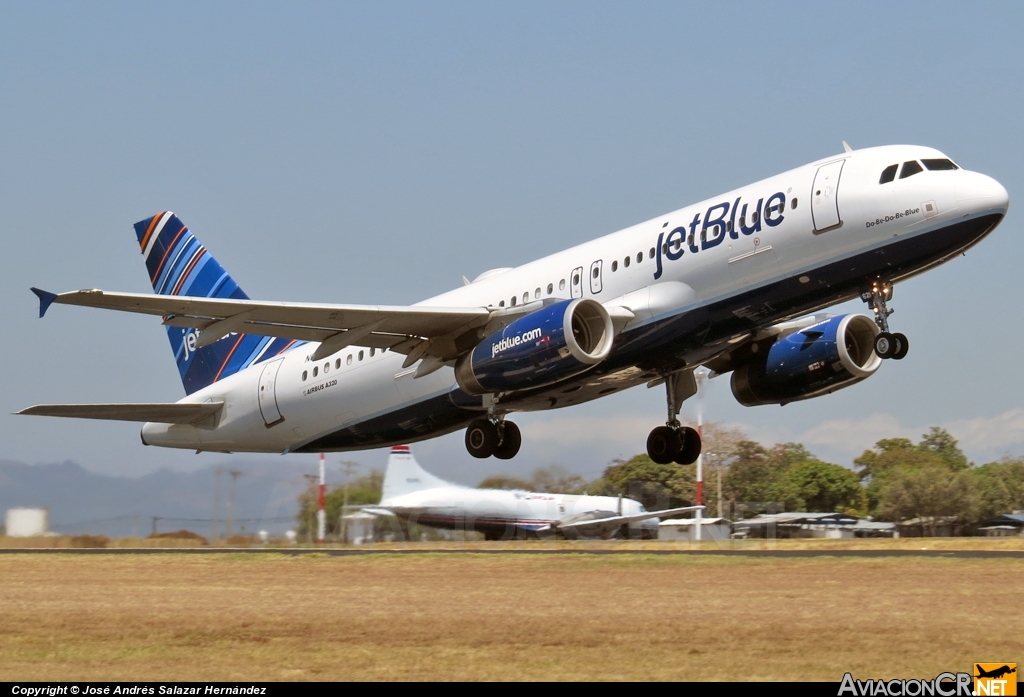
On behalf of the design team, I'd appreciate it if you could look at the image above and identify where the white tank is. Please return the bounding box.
[5,508,49,537]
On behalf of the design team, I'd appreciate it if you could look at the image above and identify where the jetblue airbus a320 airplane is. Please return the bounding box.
[21,144,1008,466]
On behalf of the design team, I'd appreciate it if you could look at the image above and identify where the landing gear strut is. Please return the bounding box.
[862,282,909,360]
[646,370,702,465]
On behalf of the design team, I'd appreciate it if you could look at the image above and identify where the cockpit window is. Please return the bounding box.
[879,164,898,184]
[899,160,923,179]
[922,158,959,171]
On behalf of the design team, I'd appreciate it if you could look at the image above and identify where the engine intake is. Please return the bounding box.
[455,298,613,395]
[731,314,881,406]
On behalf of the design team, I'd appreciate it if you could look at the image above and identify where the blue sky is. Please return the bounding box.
[1,2,1022,483]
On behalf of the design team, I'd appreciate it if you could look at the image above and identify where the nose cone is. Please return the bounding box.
[958,171,1010,217]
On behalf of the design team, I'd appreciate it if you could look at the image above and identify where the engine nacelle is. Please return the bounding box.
[455,298,614,395]
[731,314,882,406]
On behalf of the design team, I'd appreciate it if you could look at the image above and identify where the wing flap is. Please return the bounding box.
[17,402,224,424]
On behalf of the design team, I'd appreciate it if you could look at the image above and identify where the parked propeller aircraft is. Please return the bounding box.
[21,144,1008,465]
[363,445,701,540]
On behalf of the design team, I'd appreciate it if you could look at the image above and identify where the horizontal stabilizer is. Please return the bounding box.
[17,402,224,424]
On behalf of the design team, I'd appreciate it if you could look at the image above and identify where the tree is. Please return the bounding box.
[479,466,588,494]
[969,458,1024,521]
[588,454,694,509]
[783,459,865,514]
[478,475,534,490]
[875,465,979,534]
[917,427,970,471]
[296,470,383,538]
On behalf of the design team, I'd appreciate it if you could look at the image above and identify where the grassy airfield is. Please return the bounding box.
[1,545,1022,681]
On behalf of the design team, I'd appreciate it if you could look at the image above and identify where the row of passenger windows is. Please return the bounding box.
[301,347,383,381]
[491,198,799,305]
[879,158,958,184]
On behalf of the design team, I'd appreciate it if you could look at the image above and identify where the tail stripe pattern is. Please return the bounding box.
[134,212,304,395]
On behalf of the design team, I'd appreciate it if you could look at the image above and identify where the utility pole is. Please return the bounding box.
[226,469,242,538]
[302,474,319,543]
[338,460,360,543]
[212,465,223,541]
[317,453,326,544]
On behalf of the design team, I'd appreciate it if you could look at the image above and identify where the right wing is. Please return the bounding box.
[17,402,224,424]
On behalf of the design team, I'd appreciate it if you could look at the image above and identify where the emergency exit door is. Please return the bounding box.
[811,159,845,233]
[257,357,285,427]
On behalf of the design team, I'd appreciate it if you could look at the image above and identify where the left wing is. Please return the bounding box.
[555,505,704,533]
[31,287,553,365]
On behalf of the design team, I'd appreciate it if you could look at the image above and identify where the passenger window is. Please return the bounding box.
[511,296,517,306]
[324,362,329,373]
[687,233,694,247]
[358,350,364,361]
[662,243,668,254]
[347,354,353,365]
[623,256,630,268]
[611,260,618,272]
[499,300,505,307]
[559,279,565,290]
[335,359,341,369]
[312,367,318,377]
[534,287,541,299]
[302,370,307,381]
[370,347,376,357]
[573,273,580,286]
[523,292,529,303]
[879,164,898,184]
[637,252,643,263]
[592,267,599,279]
[649,248,655,259]
[899,160,923,179]
[547,283,553,294]
[922,158,958,171]
[791,197,798,209]
[751,211,759,223]
[726,220,733,233]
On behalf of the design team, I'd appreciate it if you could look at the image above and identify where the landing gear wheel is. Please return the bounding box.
[674,426,702,465]
[647,426,681,465]
[465,418,500,459]
[874,332,897,359]
[493,421,522,460]
[891,332,909,360]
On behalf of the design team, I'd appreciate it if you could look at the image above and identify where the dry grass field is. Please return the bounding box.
[0,551,1021,681]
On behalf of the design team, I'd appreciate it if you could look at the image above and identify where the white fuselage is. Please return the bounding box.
[382,486,653,537]
[141,145,1008,453]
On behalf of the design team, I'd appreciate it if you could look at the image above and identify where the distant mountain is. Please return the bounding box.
[0,459,313,538]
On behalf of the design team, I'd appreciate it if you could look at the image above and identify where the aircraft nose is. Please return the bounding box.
[958,171,1010,216]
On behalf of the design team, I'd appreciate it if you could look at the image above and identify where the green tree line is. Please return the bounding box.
[297,425,1024,536]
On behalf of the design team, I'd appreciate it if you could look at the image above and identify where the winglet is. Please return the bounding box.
[30,287,58,318]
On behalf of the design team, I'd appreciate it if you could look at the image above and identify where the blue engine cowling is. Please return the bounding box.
[455,298,614,395]
[730,314,882,406]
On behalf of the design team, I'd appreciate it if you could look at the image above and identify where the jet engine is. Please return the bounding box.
[455,298,613,395]
[730,314,881,406]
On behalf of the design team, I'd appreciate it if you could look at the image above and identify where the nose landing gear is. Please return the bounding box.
[645,369,702,465]
[863,282,909,360]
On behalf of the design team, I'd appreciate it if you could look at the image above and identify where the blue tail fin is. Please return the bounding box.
[134,212,303,395]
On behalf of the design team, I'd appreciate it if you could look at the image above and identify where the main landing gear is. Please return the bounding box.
[646,370,702,466]
[465,418,522,460]
[862,282,909,360]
